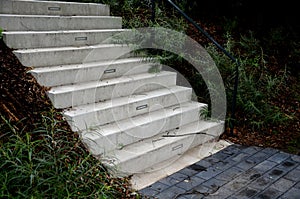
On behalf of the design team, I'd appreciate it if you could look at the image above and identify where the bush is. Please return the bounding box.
[0,111,137,198]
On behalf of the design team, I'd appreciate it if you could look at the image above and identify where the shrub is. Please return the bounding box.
[0,111,137,198]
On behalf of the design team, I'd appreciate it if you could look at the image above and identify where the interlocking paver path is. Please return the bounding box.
[140,143,300,199]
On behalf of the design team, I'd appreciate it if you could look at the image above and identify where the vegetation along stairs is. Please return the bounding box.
[0,0,225,183]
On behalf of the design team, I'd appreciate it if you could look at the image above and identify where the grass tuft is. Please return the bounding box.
[0,110,137,198]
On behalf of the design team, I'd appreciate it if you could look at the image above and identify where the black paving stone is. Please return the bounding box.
[154,186,186,199]
[147,182,169,192]
[235,187,259,199]
[279,187,300,199]
[175,176,205,191]
[201,177,227,189]
[241,146,262,155]
[267,152,291,163]
[178,167,200,177]
[158,172,188,186]
[139,187,159,197]
[139,144,300,199]
[253,187,283,199]
[252,160,278,173]
[195,167,223,180]
[214,166,244,181]
[283,168,300,181]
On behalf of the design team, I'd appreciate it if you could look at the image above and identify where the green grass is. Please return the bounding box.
[0,110,138,199]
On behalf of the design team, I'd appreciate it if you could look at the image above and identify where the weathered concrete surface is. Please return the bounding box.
[0,0,110,16]
[81,101,208,155]
[13,44,132,67]
[131,140,232,190]
[30,58,158,87]
[101,119,224,176]
[0,14,122,31]
[47,71,177,109]
[63,86,192,130]
[3,29,128,49]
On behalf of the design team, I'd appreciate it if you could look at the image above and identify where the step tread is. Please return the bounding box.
[13,43,134,67]
[64,86,192,116]
[30,57,158,87]
[0,14,119,18]
[3,29,129,35]
[13,43,128,53]
[4,29,131,49]
[82,101,206,138]
[104,119,223,162]
[0,14,122,31]
[8,0,107,6]
[1,0,110,16]
[48,71,176,94]
[30,57,153,73]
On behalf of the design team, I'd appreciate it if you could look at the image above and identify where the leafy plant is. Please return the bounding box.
[0,111,137,198]
[206,31,294,130]
[148,64,161,73]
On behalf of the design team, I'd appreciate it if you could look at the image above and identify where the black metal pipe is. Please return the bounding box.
[165,0,240,135]
[166,0,236,62]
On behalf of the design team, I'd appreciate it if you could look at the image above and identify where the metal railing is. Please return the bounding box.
[151,0,240,135]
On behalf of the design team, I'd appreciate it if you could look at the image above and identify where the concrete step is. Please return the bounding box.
[101,119,224,175]
[47,71,177,108]
[0,0,226,182]
[0,0,110,16]
[0,14,122,31]
[13,44,133,67]
[82,101,206,155]
[3,29,129,49]
[64,86,193,131]
[30,58,160,87]
[130,140,232,190]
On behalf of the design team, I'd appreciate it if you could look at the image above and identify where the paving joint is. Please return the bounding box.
[140,141,300,199]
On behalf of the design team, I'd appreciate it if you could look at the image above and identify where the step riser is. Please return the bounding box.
[30,61,158,87]
[113,122,224,174]
[83,103,205,155]
[13,45,133,67]
[65,87,192,131]
[0,0,110,16]
[3,30,127,49]
[0,15,122,31]
[48,72,177,109]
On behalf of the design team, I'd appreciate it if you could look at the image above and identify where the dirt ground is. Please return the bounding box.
[0,40,53,130]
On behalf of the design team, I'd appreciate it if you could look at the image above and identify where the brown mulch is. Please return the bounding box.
[0,39,53,130]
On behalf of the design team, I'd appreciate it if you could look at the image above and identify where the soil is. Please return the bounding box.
[0,39,53,130]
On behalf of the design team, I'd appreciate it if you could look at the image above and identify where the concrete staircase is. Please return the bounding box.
[0,0,224,177]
